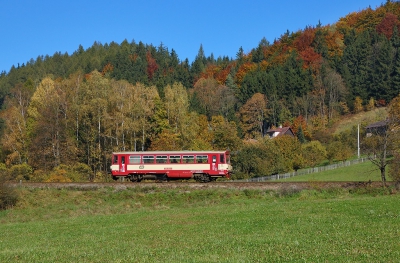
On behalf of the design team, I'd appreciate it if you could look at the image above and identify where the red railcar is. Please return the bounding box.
[110,150,232,182]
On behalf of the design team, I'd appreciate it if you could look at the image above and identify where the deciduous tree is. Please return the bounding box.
[363,94,400,186]
[302,141,327,167]
[238,93,268,138]
[0,82,33,165]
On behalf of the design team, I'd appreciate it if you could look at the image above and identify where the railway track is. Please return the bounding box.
[7,180,391,190]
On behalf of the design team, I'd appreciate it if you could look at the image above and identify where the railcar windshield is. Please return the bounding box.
[220,154,225,163]
[113,155,118,164]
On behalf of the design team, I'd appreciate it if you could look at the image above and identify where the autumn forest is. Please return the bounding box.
[1,1,400,181]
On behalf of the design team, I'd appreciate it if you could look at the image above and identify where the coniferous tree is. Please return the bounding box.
[236,46,245,66]
[369,34,393,102]
[296,125,307,143]
[190,44,207,81]
[239,68,268,104]
[252,37,269,63]
[391,48,400,98]
[391,26,400,98]
[342,30,373,101]
[313,21,329,58]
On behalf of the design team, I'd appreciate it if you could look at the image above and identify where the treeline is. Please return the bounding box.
[0,73,241,181]
[1,1,400,181]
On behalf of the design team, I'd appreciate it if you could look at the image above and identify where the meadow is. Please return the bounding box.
[0,185,399,262]
[280,159,386,182]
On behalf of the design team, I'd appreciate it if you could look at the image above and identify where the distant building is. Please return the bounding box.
[365,120,388,137]
[266,126,295,138]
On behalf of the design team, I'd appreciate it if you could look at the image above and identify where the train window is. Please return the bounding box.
[143,155,154,164]
[212,155,216,163]
[121,156,125,164]
[183,155,194,163]
[113,155,118,164]
[129,155,141,164]
[170,155,181,163]
[196,155,208,163]
[220,154,225,163]
[156,155,168,163]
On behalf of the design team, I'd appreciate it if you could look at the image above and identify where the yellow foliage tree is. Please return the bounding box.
[353,96,364,113]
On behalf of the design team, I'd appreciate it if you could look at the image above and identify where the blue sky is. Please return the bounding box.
[1,0,385,73]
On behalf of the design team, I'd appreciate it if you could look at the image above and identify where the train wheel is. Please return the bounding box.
[161,174,168,182]
[129,175,139,182]
[194,174,210,183]
[156,174,168,183]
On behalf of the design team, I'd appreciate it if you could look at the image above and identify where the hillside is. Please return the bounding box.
[0,1,399,182]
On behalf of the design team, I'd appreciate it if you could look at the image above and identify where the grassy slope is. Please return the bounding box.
[279,107,389,182]
[0,187,399,262]
[279,160,385,182]
[332,107,387,135]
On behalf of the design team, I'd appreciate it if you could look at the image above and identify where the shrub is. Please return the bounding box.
[72,163,92,181]
[9,163,33,181]
[0,163,11,181]
[0,179,18,210]
[277,185,302,197]
[43,164,93,182]
[302,141,327,167]
[326,141,353,163]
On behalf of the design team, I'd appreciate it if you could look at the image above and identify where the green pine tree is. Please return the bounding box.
[296,125,306,143]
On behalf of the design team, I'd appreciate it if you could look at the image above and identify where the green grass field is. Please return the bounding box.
[280,160,386,182]
[1,186,399,262]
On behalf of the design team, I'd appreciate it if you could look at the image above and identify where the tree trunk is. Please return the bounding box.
[380,167,386,187]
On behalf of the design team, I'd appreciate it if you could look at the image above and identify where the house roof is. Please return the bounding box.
[266,127,294,137]
[266,127,291,133]
[366,120,388,129]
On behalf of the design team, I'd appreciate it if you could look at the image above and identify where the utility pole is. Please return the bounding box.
[357,124,360,158]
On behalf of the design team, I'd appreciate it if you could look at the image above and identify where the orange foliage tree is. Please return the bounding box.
[291,115,311,141]
[146,51,158,80]
[376,12,400,39]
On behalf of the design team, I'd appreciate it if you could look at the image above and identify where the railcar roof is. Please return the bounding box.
[112,150,228,154]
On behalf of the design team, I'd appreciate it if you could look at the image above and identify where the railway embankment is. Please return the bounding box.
[7,180,396,191]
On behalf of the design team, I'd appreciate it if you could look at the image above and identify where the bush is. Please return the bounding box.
[44,163,93,182]
[9,163,33,181]
[72,163,92,181]
[326,141,353,163]
[0,163,11,181]
[0,179,18,210]
[302,141,327,168]
[277,185,302,198]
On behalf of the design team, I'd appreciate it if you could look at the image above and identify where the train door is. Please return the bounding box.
[212,155,217,171]
[120,155,126,173]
